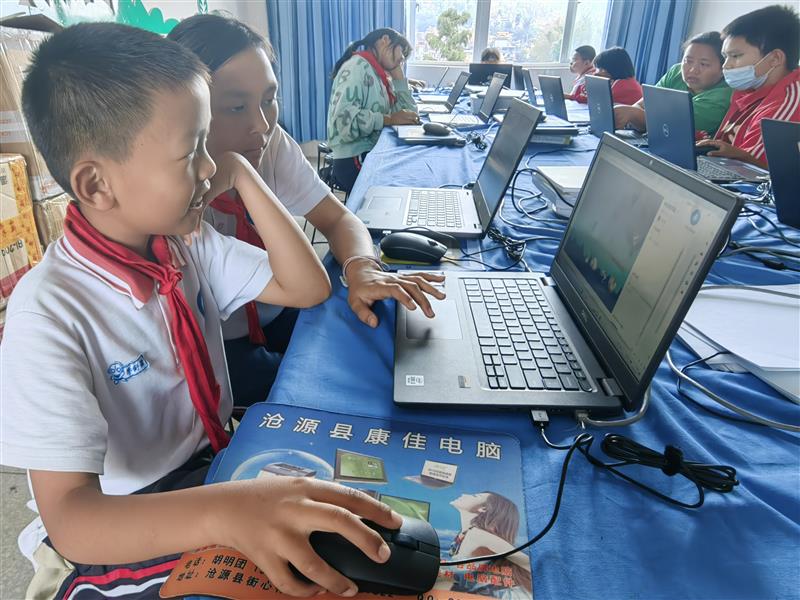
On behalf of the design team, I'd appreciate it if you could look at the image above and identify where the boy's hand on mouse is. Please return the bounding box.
[346,263,446,327]
[695,139,756,163]
[217,477,402,597]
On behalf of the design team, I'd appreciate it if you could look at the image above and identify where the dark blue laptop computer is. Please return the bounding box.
[643,84,769,183]
[761,118,800,228]
[585,75,647,146]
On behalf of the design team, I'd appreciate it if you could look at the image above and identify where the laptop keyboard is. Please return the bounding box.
[445,114,482,126]
[406,189,464,228]
[697,160,738,181]
[463,277,592,392]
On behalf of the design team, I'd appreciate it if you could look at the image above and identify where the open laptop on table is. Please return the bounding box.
[417,71,470,114]
[761,118,800,228]
[643,84,769,183]
[429,72,506,128]
[538,74,589,123]
[585,75,647,146]
[394,134,742,415]
[417,67,452,103]
[469,62,512,87]
[356,99,541,238]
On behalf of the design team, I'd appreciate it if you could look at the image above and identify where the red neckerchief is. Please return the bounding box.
[210,191,268,347]
[63,203,229,453]
[355,50,396,105]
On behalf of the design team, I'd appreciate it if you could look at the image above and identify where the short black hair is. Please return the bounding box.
[594,46,636,80]
[168,13,276,72]
[684,31,724,65]
[22,23,208,196]
[481,47,502,62]
[574,45,596,62]
[723,4,800,68]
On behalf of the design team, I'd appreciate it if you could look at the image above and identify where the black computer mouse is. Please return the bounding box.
[694,144,714,156]
[380,232,448,263]
[422,122,452,136]
[294,517,441,594]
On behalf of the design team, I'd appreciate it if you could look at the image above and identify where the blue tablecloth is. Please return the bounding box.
[265,128,800,599]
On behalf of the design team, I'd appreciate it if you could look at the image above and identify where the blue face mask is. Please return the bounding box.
[723,53,774,90]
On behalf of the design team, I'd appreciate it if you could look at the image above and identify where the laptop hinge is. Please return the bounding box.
[540,276,554,286]
[599,377,623,397]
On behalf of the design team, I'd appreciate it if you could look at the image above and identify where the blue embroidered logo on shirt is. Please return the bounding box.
[107,354,150,385]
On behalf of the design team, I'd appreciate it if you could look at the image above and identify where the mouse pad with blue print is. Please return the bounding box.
[160,403,532,600]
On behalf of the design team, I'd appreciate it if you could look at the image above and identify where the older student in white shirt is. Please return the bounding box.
[169,15,445,405]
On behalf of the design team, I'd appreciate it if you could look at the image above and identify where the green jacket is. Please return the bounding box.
[656,63,732,136]
[327,54,417,159]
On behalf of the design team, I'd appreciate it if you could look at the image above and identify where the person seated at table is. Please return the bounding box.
[3,22,404,598]
[614,31,732,136]
[441,491,532,595]
[592,46,643,105]
[327,28,419,192]
[169,15,444,406]
[480,47,503,64]
[696,4,800,167]
[565,44,596,103]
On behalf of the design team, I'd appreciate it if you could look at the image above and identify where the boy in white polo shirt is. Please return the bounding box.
[0,23,400,598]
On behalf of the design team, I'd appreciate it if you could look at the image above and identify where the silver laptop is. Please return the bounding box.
[394,134,742,415]
[417,72,470,114]
[417,67,452,104]
[538,74,589,123]
[642,85,769,183]
[357,100,541,238]
[429,72,506,128]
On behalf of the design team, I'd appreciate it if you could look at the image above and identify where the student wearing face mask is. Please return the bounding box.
[696,5,800,167]
[327,28,419,192]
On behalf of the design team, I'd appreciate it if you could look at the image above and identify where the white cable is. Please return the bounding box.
[699,284,800,299]
[666,350,800,433]
[576,387,650,428]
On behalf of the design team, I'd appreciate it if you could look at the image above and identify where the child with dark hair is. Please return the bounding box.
[614,31,732,135]
[592,46,643,104]
[327,28,419,191]
[2,22,401,598]
[169,14,443,406]
[481,47,503,63]
[565,45,596,103]
[697,4,800,166]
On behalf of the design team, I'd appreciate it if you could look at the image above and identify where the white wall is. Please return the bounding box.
[687,0,773,36]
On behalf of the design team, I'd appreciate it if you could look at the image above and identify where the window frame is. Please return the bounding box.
[407,0,588,67]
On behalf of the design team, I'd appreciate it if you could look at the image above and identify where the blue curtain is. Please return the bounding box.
[603,0,692,85]
[267,0,405,142]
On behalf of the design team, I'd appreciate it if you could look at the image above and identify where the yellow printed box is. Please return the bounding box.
[1,153,42,308]
[33,192,70,247]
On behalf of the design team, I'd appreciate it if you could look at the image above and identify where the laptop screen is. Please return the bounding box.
[552,135,738,405]
[642,85,697,170]
[522,68,536,104]
[445,72,470,107]
[479,73,507,121]
[469,62,512,86]
[474,100,541,230]
[538,75,567,120]
[585,75,614,137]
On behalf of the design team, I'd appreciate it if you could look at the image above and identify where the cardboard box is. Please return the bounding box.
[1,153,42,309]
[33,192,70,247]
[0,17,64,200]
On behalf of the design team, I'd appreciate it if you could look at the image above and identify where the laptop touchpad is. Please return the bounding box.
[406,298,463,340]
[368,195,403,212]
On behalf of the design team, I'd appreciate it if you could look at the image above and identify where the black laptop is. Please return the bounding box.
[643,84,769,183]
[761,118,800,228]
[585,75,647,146]
[393,134,742,415]
[417,71,470,114]
[468,62,512,87]
[538,74,588,123]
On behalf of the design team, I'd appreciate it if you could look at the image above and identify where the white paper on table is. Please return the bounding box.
[684,284,800,371]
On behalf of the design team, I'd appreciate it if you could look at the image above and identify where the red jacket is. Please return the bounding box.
[714,68,800,163]
[610,77,643,105]
[567,68,595,103]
